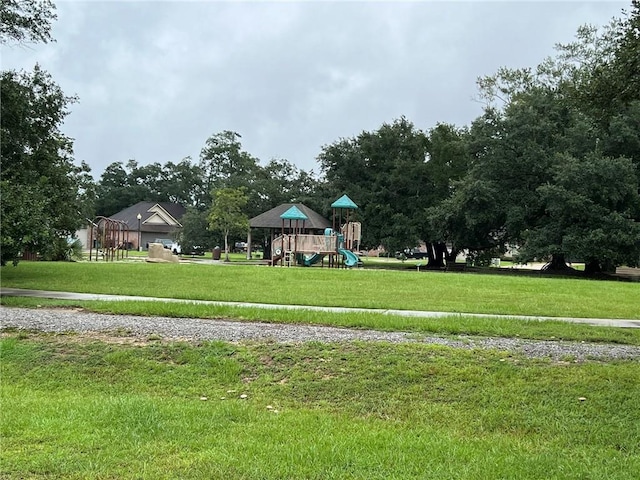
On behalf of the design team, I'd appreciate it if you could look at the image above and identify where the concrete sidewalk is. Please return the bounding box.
[1,287,639,328]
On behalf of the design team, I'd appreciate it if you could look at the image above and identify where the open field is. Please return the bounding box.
[1,262,639,319]
[2,331,639,479]
[2,261,639,478]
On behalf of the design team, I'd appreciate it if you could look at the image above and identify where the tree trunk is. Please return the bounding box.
[541,254,574,272]
[584,259,615,275]
[224,230,230,262]
[584,259,601,274]
[445,246,459,263]
[425,242,446,269]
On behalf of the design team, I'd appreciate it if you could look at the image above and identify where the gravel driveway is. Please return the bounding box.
[2,306,639,361]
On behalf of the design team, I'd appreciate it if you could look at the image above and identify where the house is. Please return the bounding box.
[112,201,186,250]
[79,202,186,251]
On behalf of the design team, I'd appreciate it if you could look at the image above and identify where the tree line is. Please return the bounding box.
[2,0,639,271]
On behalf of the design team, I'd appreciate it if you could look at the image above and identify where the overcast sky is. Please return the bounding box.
[1,0,628,179]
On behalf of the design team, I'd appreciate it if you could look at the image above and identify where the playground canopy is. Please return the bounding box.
[280,205,308,221]
[331,194,358,209]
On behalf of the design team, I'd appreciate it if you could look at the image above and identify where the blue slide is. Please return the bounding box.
[338,249,360,267]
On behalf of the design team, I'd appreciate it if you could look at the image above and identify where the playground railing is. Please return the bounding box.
[272,236,284,256]
[296,234,337,253]
[274,234,338,255]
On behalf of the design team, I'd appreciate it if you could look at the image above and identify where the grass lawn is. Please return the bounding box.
[3,295,640,346]
[2,261,639,478]
[1,261,639,319]
[2,332,639,479]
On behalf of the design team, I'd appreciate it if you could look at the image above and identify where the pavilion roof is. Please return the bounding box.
[249,203,330,230]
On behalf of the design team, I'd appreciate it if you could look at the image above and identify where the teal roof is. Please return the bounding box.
[280,205,308,220]
[331,194,358,209]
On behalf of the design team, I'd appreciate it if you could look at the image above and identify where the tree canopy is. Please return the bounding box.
[428,6,640,271]
[318,117,431,253]
[94,158,203,217]
[0,0,57,45]
[318,118,472,267]
[4,0,637,273]
[208,187,250,262]
[0,65,90,265]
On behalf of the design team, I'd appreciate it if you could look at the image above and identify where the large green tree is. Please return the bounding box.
[319,117,472,267]
[94,158,203,216]
[198,131,262,212]
[318,117,431,254]
[178,207,220,255]
[522,152,640,272]
[437,7,640,271]
[1,66,89,265]
[207,187,249,262]
[1,0,94,265]
[420,123,471,266]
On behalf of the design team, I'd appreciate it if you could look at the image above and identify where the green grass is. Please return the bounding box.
[2,332,639,479]
[2,261,639,478]
[2,262,639,319]
[3,296,640,345]
[87,250,261,262]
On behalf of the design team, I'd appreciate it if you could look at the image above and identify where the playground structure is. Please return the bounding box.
[87,216,130,261]
[271,195,362,268]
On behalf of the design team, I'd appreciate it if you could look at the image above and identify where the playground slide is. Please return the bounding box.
[303,253,325,267]
[338,249,360,267]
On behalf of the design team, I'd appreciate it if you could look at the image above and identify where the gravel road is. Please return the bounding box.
[2,306,639,361]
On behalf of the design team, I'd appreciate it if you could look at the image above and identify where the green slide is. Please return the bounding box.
[338,249,359,267]
[303,253,325,266]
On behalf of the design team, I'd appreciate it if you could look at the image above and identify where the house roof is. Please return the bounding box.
[108,202,186,231]
[250,203,330,230]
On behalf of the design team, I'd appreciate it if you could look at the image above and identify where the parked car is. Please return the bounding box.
[154,238,181,254]
[233,241,248,253]
[184,245,206,256]
[396,248,429,260]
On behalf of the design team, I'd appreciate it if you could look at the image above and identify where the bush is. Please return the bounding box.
[42,237,84,262]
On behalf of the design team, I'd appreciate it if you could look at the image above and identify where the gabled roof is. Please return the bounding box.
[331,194,358,209]
[109,202,186,230]
[250,203,330,230]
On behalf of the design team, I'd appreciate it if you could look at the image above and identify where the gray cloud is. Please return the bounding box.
[1,0,627,179]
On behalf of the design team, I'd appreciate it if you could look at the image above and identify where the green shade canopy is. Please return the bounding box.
[280,205,308,220]
[331,194,358,209]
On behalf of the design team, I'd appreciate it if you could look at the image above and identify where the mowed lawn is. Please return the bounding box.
[2,333,639,479]
[2,261,640,479]
[1,261,639,319]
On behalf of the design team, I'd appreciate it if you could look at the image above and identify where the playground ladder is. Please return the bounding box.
[283,250,294,267]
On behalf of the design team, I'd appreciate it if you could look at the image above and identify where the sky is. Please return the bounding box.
[1,0,629,180]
